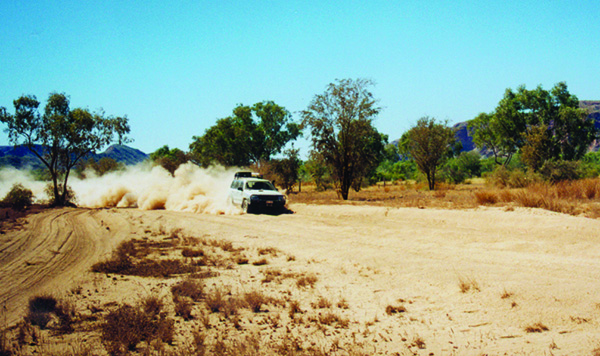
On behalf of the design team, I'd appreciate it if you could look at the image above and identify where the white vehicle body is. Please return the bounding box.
[229,174,286,213]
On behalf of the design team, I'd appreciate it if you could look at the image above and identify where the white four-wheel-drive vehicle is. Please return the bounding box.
[229,172,286,213]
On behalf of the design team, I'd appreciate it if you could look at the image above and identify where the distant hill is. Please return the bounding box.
[0,144,148,170]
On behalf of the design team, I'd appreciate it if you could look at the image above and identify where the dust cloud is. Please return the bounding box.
[0,168,48,201]
[1,163,241,215]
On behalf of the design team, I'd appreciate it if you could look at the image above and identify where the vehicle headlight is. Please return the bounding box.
[279,196,286,202]
[250,195,259,201]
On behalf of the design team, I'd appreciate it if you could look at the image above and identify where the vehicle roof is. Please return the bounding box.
[235,177,270,182]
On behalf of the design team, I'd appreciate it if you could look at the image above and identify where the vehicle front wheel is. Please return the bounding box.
[242,199,250,213]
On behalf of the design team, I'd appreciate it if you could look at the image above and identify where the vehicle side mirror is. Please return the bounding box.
[238,187,243,191]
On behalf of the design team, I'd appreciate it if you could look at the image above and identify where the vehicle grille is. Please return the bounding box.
[255,195,280,201]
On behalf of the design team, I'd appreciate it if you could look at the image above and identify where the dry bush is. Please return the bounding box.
[235,255,249,265]
[252,258,268,266]
[141,295,164,316]
[498,189,514,202]
[171,279,204,301]
[512,190,543,208]
[579,179,600,199]
[127,258,198,277]
[26,294,58,329]
[474,190,498,205]
[204,289,230,314]
[385,304,406,315]
[28,294,57,314]
[296,274,318,288]
[524,322,549,333]
[244,291,271,313]
[101,303,174,354]
[54,299,77,334]
[1,183,33,211]
[182,248,204,258]
[173,296,194,320]
[500,289,513,299]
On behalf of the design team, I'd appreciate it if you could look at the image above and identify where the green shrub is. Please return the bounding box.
[2,183,33,210]
[486,166,541,188]
[442,151,482,183]
[539,160,581,182]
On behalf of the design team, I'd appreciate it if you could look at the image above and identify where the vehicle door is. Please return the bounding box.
[230,180,242,204]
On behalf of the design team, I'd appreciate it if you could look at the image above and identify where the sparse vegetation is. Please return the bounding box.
[91,239,198,277]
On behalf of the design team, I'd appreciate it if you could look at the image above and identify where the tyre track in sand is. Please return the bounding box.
[0,208,125,326]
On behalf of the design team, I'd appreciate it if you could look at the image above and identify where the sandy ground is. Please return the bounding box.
[1,203,600,355]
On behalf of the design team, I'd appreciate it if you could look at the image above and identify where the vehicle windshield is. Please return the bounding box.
[246,181,276,191]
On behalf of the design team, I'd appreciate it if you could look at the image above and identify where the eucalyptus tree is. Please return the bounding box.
[1,93,130,205]
[301,78,386,200]
[402,117,455,190]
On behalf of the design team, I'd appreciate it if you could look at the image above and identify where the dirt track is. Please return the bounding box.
[2,204,600,354]
[0,208,129,326]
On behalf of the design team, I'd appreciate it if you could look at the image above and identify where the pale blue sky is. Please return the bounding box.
[1,0,598,156]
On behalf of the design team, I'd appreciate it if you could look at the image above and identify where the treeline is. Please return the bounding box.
[148,79,600,199]
[2,80,599,205]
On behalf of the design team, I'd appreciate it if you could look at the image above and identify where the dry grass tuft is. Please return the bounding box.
[458,276,480,293]
[312,296,332,309]
[315,311,349,328]
[474,190,498,205]
[296,274,318,288]
[385,304,407,315]
[288,300,303,318]
[171,279,204,301]
[412,335,426,349]
[337,298,349,309]
[258,247,280,256]
[524,322,549,333]
[243,291,272,313]
[173,296,194,320]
